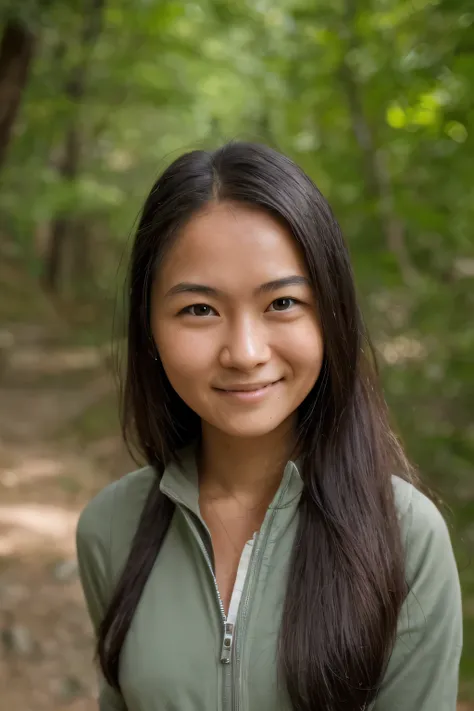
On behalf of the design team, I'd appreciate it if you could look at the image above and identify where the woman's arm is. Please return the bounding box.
[76,484,128,711]
[374,486,463,710]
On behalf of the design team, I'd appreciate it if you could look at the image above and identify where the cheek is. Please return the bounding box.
[155,323,216,381]
[278,321,324,379]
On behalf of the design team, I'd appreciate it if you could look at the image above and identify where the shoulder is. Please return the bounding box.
[375,479,462,705]
[75,466,156,628]
[391,474,449,537]
[76,465,156,562]
[391,475,457,586]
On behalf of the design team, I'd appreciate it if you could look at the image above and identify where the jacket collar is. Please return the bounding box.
[159,444,303,521]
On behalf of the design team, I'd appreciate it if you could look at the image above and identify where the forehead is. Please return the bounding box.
[157,202,308,291]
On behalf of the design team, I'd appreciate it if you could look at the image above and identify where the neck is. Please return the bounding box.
[198,417,296,504]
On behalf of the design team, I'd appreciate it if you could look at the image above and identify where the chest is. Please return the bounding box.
[119,507,297,711]
[199,500,263,615]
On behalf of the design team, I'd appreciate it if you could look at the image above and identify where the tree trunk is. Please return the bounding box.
[338,3,418,285]
[0,19,36,170]
[42,128,81,291]
[42,0,105,294]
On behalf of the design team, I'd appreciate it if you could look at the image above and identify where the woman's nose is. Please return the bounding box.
[219,317,271,371]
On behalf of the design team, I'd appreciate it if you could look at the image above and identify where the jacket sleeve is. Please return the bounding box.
[76,484,128,711]
[373,486,463,711]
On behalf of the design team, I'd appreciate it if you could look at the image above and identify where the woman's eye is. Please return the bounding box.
[181,303,216,317]
[268,297,298,312]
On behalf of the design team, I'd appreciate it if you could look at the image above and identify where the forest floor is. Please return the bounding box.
[0,320,135,710]
[0,263,472,710]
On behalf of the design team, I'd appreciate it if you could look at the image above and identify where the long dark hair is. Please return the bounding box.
[98,141,416,710]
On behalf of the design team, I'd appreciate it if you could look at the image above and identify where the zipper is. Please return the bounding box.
[180,486,286,711]
[221,622,234,664]
[199,537,235,665]
[231,532,261,711]
[162,459,297,711]
[180,509,234,663]
[232,477,290,711]
[231,529,263,711]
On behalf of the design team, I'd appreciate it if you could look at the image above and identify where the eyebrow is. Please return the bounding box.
[165,275,311,299]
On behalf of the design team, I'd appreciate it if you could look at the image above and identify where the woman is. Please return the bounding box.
[76,142,462,711]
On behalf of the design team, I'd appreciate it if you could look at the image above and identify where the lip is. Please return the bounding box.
[213,379,282,402]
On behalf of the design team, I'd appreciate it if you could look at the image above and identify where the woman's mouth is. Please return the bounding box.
[213,380,282,402]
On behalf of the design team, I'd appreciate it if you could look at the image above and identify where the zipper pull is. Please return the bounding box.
[220,622,234,664]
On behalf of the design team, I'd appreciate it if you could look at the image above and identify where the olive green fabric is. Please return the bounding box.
[76,450,463,711]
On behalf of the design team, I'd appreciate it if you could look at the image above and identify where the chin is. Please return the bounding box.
[209,414,290,439]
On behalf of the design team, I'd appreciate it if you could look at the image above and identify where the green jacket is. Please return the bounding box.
[76,449,463,711]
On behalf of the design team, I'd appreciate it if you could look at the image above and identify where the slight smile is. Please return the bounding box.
[213,380,282,402]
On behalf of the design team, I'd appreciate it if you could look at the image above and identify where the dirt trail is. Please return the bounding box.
[0,337,132,711]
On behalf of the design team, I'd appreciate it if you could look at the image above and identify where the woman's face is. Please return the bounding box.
[151,202,324,439]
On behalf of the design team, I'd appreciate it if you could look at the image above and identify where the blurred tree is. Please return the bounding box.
[42,0,105,293]
[0,17,36,169]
